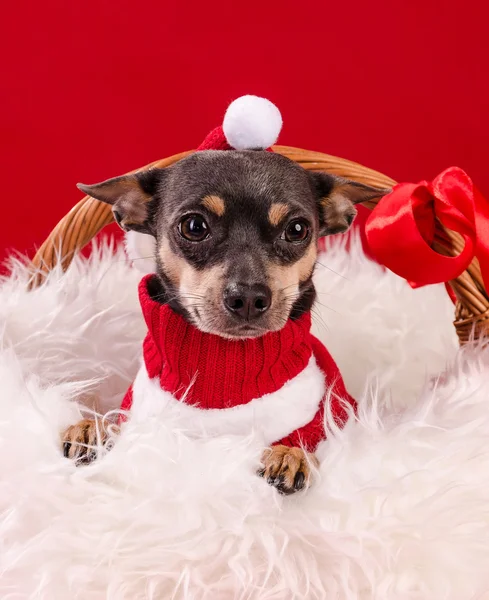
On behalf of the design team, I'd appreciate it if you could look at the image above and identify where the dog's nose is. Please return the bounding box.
[223,283,272,320]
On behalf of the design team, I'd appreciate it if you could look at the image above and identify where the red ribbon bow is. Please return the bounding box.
[365,167,489,295]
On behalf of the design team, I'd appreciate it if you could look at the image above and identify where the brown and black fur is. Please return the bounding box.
[64,150,388,493]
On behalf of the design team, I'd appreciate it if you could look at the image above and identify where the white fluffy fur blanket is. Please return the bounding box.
[2,235,489,599]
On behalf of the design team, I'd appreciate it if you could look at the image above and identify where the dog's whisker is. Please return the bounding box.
[150,292,207,304]
[106,254,156,265]
[315,291,340,299]
[315,260,349,280]
[310,307,330,334]
[278,283,300,294]
[129,255,155,261]
[313,299,341,316]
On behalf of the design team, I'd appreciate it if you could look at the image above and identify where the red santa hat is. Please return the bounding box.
[126,95,283,270]
[197,94,283,151]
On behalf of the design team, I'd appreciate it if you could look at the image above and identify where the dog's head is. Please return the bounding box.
[80,150,387,338]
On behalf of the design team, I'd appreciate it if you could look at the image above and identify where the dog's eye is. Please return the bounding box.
[179,214,210,242]
[281,219,310,243]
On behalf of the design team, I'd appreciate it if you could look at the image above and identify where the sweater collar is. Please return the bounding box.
[139,275,313,408]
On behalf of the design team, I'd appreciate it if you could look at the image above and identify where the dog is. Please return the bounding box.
[62,98,387,494]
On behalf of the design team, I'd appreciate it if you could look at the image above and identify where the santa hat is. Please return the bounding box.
[197,94,282,151]
[126,95,283,271]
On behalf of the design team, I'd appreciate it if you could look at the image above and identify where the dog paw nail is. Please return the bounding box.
[276,483,294,496]
[294,471,305,490]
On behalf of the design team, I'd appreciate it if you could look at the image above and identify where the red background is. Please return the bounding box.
[0,0,487,261]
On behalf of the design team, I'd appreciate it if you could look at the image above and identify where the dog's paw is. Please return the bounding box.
[258,445,319,495]
[61,418,117,465]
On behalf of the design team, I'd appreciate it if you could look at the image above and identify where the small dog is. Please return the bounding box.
[62,97,387,494]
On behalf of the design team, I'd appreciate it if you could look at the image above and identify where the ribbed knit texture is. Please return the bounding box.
[120,275,356,452]
[197,127,233,151]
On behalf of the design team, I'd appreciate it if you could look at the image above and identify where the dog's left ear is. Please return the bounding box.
[77,169,164,235]
[309,172,390,236]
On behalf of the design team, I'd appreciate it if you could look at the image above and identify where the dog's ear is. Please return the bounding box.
[77,169,164,235]
[309,172,390,236]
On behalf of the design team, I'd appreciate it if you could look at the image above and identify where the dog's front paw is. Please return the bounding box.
[258,445,319,495]
[61,418,117,465]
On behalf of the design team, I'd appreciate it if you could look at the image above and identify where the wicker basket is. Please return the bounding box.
[30,145,489,345]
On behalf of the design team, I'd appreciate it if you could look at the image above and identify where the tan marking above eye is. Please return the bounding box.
[201,195,225,217]
[268,202,290,227]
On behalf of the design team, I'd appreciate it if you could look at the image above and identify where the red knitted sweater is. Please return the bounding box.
[121,275,356,451]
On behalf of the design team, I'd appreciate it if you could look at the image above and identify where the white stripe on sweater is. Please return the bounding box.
[129,356,325,445]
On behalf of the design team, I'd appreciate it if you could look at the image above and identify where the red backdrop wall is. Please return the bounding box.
[1,0,487,261]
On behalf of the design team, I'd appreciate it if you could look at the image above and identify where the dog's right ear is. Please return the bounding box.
[77,169,164,235]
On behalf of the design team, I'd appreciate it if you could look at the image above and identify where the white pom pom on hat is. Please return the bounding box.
[222,95,283,151]
[196,94,283,152]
